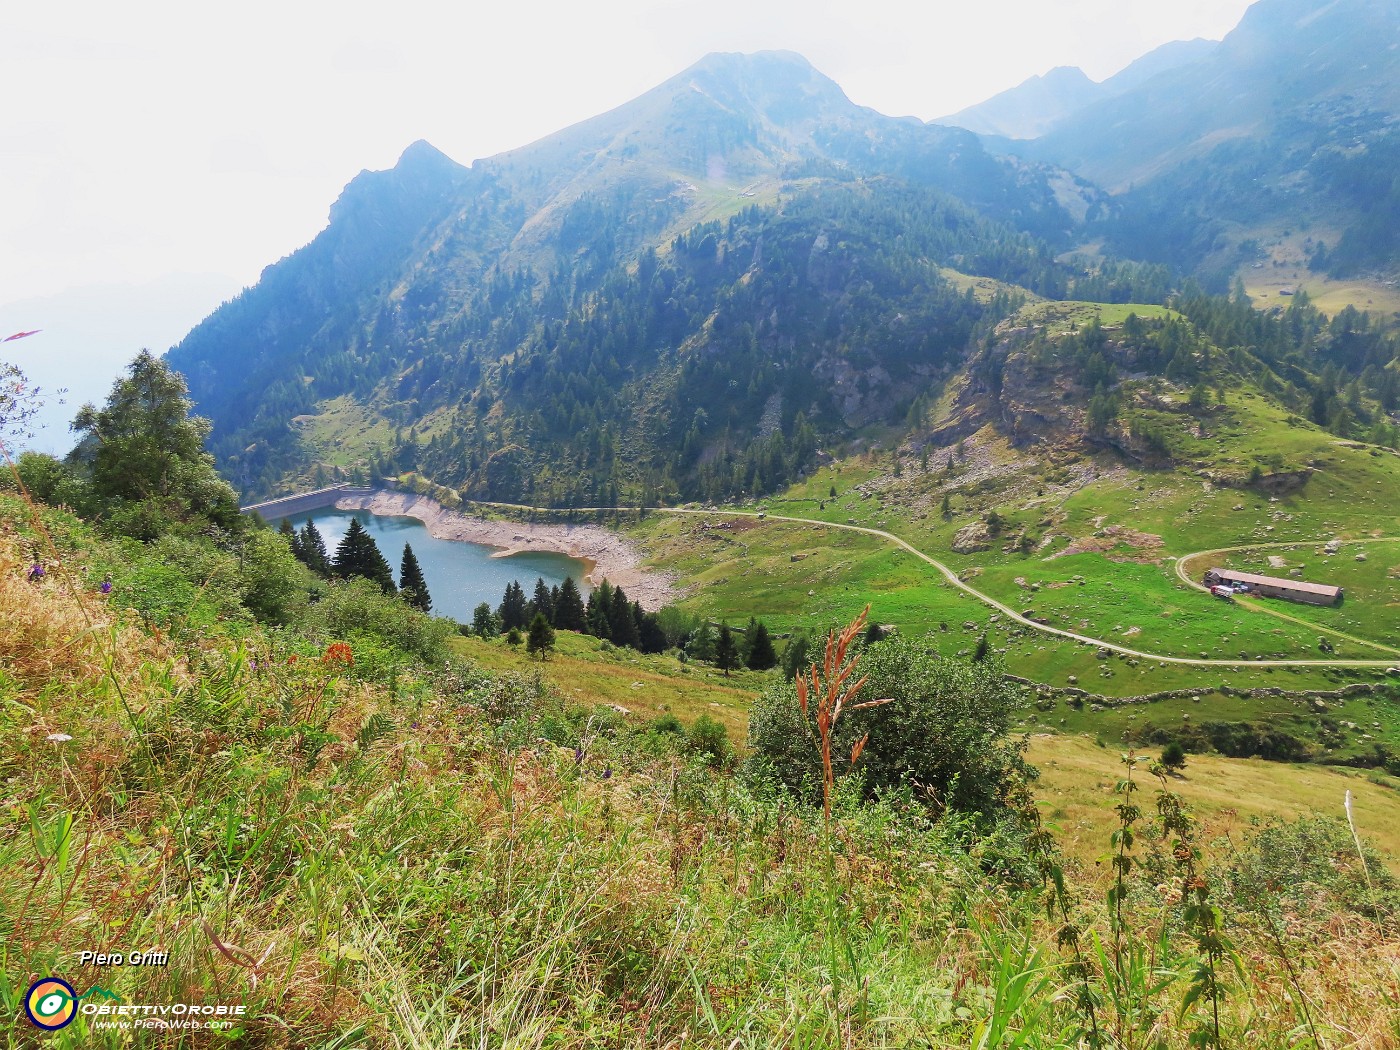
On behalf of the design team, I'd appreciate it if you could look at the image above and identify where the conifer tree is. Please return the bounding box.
[531,578,555,624]
[69,350,240,532]
[746,621,777,670]
[399,543,431,612]
[526,612,556,660]
[279,518,304,560]
[608,585,640,648]
[554,576,587,631]
[687,621,716,663]
[332,518,396,593]
[498,580,529,631]
[472,601,498,638]
[715,623,739,677]
[780,632,812,680]
[585,581,614,639]
[742,616,760,664]
[300,520,330,575]
[638,612,668,654]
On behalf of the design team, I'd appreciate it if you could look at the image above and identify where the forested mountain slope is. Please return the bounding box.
[166,52,1101,502]
[1017,0,1400,281]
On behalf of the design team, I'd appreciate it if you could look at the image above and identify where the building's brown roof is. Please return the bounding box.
[1207,568,1341,598]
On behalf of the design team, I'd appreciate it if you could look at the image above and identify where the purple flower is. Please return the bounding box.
[99,578,113,595]
[573,746,584,765]
[249,659,259,672]
[602,766,613,780]
[28,563,44,581]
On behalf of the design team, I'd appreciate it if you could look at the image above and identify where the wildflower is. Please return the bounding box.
[99,578,113,595]
[573,746,584,765]
[601,766,612,780]
[321,642,354,666]
[28,563,45,581]
[46,732,73,743]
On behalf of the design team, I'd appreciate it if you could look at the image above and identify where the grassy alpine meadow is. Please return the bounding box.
[1182,538,1400,650]
[451,631,758,740]
[632,513,988,637]
[1027,734,1400,873]
[627,511,1384,695]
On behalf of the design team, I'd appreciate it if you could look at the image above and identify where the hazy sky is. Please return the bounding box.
[2,0,1256,433]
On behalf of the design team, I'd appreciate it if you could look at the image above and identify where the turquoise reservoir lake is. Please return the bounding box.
[275,508,591,624]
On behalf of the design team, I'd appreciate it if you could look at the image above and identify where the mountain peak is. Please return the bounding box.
[938,65,1101,140]
[396,139,455,169]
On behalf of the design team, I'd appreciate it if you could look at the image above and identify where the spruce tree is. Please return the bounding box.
[687,621,716,663]
[498,580,529,631]
[746,622,777,670]
[715,623,739,677]
[278,518,304,561]
[399,543,431,612]
[526,612,556,660]
[332,518,396,593]
[742,616,760,664]
[300,520,330,576]
[638,612,668,654]
[780,633,812,680]
[531,578,555,625]
[586,581,614,639]
[471,601,498,638]
[554,576,587,631]
[608,585,640,648]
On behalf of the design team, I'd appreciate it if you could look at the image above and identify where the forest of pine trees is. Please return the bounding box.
[465,573,789,671]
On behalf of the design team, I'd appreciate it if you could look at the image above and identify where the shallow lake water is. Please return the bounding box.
[275,508,590,624]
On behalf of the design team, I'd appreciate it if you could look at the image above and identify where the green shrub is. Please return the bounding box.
[304,577,452,668]
[1226,815,1399,923]
[688,714,732,768]
[748,637,1032,820]
[1160,740,1188,772]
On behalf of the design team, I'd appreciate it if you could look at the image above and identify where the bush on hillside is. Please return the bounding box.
[4,451,92,512]
[304,577,452,669]
[1226,815,1399,924]
[688,714,733,768]
[747,636,1032,819]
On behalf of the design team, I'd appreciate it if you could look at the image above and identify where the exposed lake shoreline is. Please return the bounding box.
[333,489,677,610]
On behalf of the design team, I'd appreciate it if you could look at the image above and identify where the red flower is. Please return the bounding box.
[322,642,354,666]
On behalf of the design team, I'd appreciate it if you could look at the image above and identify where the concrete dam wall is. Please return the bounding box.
[240,485,378,520]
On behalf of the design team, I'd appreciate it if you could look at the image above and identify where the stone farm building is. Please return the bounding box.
[1203,568,1343,606]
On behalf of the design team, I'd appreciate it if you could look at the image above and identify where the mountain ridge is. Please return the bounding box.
[936,38,1218,141]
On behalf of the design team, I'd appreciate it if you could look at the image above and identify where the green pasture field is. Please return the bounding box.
[973,553,1333,659]
[628,514,1385,695]
[451,631,760,740]
[1194,539,1400,650]
[1028,735,1400,875]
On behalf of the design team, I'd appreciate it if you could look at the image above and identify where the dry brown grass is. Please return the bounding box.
[1030,734,1400,877]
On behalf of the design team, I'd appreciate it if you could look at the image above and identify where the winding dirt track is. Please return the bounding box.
[470,501,1400,670]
